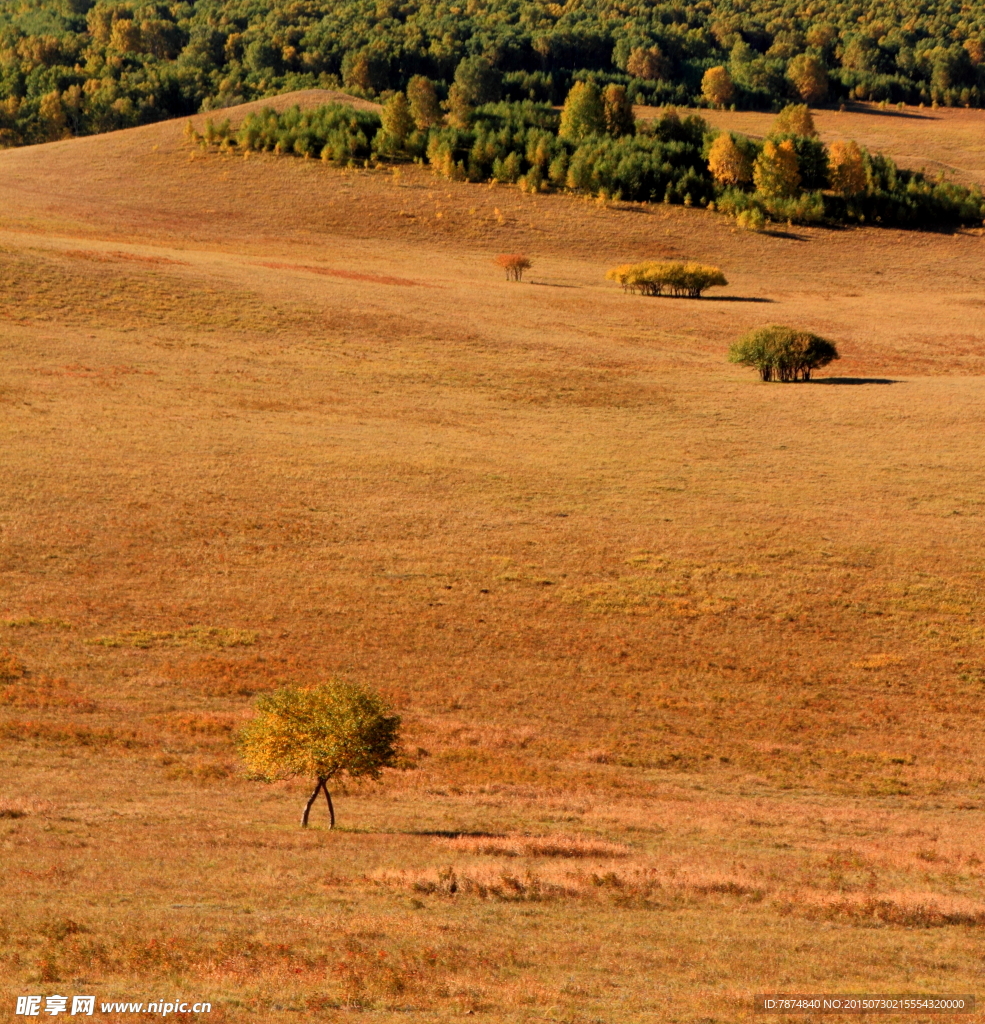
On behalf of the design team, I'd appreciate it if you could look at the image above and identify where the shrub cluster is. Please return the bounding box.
[606,261,727,297]
[494,253,532,281]
[728,325,839,381]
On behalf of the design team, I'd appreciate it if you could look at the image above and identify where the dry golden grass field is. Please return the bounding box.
[1,92,985,1022]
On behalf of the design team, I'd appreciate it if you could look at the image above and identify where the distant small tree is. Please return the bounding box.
[626,45,668,81]
[785,55,828,105]
[728,324,839,381]
[603,83,635,137]
[771,103,817,138]
[753,139,801,197]
[406,75,443,129]
[495,253,532,281]
[708,133,752,185]
[380,91,414,148]
[701,66,734,108]
[828,139,867,195]
[559,81,606,141]
[239,681,401,828]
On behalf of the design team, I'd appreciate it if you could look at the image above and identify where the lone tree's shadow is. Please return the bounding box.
[812,377,901,385]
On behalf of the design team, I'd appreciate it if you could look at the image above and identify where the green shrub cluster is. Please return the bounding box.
[2,0,984,148]
[728,325,839,381]
[606,261,727,297]
[235,104,379,162]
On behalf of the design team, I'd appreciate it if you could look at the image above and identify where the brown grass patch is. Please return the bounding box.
[63,249,190,266]
[0,720,151,748]
[438,832,632,858]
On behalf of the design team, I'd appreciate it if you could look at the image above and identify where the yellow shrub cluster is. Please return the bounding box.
[606,261,727,298]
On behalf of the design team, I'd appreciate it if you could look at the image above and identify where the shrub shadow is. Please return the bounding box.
[843,102,934,120]
[701,295,774,303]
[812,377,901,385]
[764,230,809,241]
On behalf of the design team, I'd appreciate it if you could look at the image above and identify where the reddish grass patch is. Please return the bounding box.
[257,261,427,287]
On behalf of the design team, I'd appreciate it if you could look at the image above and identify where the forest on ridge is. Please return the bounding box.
[1,0,984,146]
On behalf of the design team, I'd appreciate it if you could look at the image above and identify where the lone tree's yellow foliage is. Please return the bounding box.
[607,261,727,298]
[701,66,734,108]
[753,139,801,198]
[828,139,867,195]
[239,681,401,828]
[708,133,751,185]
[771,103,817,138]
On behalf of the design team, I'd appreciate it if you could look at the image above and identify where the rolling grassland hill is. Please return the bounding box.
[1,95,984,1021]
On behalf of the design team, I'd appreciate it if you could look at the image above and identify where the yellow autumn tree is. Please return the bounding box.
[771,103,817,138]
[406,75,443,129]
[708,133,752,185]
[239,681,401,829]
[626,45,667,81]
[828,139,867,195]
[785,55,828,105]
[753,139,801,198]
[701,66,734,108]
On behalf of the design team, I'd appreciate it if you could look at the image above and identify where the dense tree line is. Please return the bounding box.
[196,94,983,229]
[2,0,985,146]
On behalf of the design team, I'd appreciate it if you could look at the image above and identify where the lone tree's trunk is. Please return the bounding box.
[301,777,336,829]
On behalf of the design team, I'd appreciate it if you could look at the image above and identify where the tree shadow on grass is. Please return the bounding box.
[529,281,578,288]
[812,377,902,385]
[764,229,809,241]
[701,295,774,303]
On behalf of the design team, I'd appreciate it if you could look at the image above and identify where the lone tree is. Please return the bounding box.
[239,681,401,828]
[495,253,532,281]
[728,324,839,381]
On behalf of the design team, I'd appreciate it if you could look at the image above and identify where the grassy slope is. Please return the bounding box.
[1,94,985,1021]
